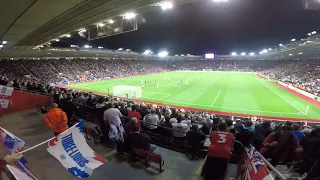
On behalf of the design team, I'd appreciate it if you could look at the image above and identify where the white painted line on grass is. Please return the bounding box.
[211,90,221,107]
[160,94,171,100]
[258,80,305,114]
[142,98,300,115]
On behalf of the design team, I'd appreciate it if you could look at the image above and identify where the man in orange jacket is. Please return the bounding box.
[44,103,68,136]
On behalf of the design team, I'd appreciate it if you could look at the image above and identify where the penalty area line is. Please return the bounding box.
[211,90,221,107]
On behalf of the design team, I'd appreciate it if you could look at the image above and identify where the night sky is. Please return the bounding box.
[55,0,320,55]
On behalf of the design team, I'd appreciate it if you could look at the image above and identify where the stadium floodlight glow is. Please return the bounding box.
[108,19,114,24]
[158,51,169,58]
[54,39,59,42]
[143,49,152,55]
[98,23,105,27]
[249,52,255,56]
[262,49,268,53]
[175,55,178,56]
[298,52,303,55]
[289,54,293,56]
[311,31,317,35]
[279,44,283,46]
[2,41,7,44]
[240,52,246,56]
[308,33,312,36]
[259,51,264,55]
[126,49,130,51]
[98,46,103,49]
[160,1,173,10]
[0,45,3,48]
[231,52,237,56]
[291,39,296,42]
[181,54,184,56]
[124,12,136,19]
[118,48,123,51]
[268,48,272,51]
[83,44,92,48]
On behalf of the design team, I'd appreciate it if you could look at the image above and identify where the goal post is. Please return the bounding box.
[112,85,142,99]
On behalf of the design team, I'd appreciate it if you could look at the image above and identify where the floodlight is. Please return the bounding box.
[268,48,272,51]
[311,31,317,35]
[240,52,246,56]
[158,51,168,57]
[124,12,136,19]
[160,1,173,10]
[98,46,103,49]
[262,49,268,53]
[231,52,237,56]
[70,45,79,48]
[118,48,123,51]
[259,51,264,55]
[175,55,178,56]
[289,54,293,56]
[143,49,152,55]
[2,41,7,44]
[55,39,59,42]
[126,49,130,51]
[298,52,303,55]
[291,39,296,42]
[98,23,105,27]
[308,33,312,36]
[279,44,283,46]
[84,45,91,48]
[249,52,255,56]
[108,19,114,24]
[181,54,184,56]
[0,45,3,48]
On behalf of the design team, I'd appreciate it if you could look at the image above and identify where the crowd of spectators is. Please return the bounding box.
[0,58,319,94]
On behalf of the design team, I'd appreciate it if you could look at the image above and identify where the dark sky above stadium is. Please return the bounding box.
[56,0,320,55]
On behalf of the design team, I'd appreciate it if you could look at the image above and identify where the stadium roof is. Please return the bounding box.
[0,0,200,50]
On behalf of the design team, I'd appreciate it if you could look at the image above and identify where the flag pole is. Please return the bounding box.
[20,123,79,154]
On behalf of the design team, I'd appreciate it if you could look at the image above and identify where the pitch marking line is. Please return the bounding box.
[160,94,171,100]
[258,80,305,114]
[141,98,300,115]
[211,90,221,107]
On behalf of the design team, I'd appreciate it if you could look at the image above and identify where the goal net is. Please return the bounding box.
[112,85,142,99]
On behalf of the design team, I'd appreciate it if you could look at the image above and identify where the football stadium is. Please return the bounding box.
[1,0,320,180]
[69,71,319,120]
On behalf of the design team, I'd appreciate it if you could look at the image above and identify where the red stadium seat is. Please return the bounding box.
[146,152,164,173]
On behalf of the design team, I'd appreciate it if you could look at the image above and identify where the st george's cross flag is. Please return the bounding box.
[47,121,106,178]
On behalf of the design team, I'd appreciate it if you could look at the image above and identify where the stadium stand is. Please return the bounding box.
[1,58,320,179]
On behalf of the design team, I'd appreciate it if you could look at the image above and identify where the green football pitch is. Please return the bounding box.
[68,71,320,121]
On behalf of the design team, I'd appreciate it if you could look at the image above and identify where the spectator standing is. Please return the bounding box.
[44,103,68,136]
[260,125,302,166]
[225,119,236,134]
[172,115,190,140]
[104,103,122,128]
[235,120,255,147]
[128,105,142,120]
[204,122,234,180]
[124,117,140,135]
[143,108,159,133]
[252,120,273,151]
[187,125,206,160]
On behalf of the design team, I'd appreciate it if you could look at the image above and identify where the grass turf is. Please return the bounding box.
[69,71,320,121]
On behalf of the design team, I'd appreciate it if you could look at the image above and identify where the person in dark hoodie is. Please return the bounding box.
[235,120,255,148]
[252,120,273,151]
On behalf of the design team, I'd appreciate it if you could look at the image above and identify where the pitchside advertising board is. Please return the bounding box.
[0,85,14,108]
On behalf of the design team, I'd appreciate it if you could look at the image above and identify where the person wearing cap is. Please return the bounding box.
[44,103,69,136]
